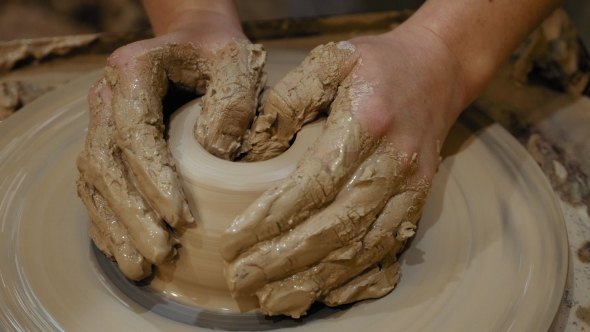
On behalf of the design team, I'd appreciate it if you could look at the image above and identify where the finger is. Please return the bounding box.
[253,187,427,317]
[320,178,431,307]
[254,235,398,318]
[220,78,378,262]
[321,252,400,307]
[77,80,176,265]
[194,40,266,160]
[76,176,151,280]
[225,143,405,296]
[106,42,201,228]
[242,41,359,161]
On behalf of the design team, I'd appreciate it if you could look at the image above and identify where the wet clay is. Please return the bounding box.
[147,98,325,312]
[147,89,428,318]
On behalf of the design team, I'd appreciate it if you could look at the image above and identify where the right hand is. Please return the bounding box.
[76,10,266,280]
[220,29,465,317]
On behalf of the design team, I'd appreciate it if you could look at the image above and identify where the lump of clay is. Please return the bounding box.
[193,41,267,160]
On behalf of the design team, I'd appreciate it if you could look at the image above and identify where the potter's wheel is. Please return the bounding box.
[0,49,567,331]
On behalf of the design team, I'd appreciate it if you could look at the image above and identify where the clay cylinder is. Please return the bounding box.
[148,99,323,312]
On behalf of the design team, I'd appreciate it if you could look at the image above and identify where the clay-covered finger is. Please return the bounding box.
[194,40,266,160]
[106,43,202,229]
[220,79,378,262]
[76,176,151,280]
[77,80,175,266]
[242,41,359,161]
[225,143,405,295]
[321,252,400,307]
[253,187,428,317]
[321,182,429,306]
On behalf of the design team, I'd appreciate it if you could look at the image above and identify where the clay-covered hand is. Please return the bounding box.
[76,15,265,280]
[220,29,466,317]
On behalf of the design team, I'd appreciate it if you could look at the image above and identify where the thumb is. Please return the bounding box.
[242,41,359,162]
[194,39,266,160]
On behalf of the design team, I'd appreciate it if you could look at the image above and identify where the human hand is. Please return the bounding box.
[220,27,467,317]
[76,10,266,280]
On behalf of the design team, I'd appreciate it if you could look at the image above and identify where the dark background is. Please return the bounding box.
[0,0,588,48]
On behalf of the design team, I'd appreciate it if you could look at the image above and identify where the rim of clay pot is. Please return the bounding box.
[169,98,325,192]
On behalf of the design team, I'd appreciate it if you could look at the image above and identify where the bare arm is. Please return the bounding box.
[141,0,242,36]
[398,0,565,105]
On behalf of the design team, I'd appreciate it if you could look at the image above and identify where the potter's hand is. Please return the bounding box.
[221,29,466,317]
[76,11,265,280]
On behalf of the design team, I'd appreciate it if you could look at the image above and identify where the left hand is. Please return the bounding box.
[219,27,467,318]
[76,9,265,280]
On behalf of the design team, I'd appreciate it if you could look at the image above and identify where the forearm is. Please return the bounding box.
[142,0,242,36]
[391,0,563,107]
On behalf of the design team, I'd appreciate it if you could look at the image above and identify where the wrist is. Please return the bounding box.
[143,0,243,38]
[401,18,497,106]
[381,25,468,122]
[165,9,245,37]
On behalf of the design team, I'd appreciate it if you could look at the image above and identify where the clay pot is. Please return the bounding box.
[148,99,324,312]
